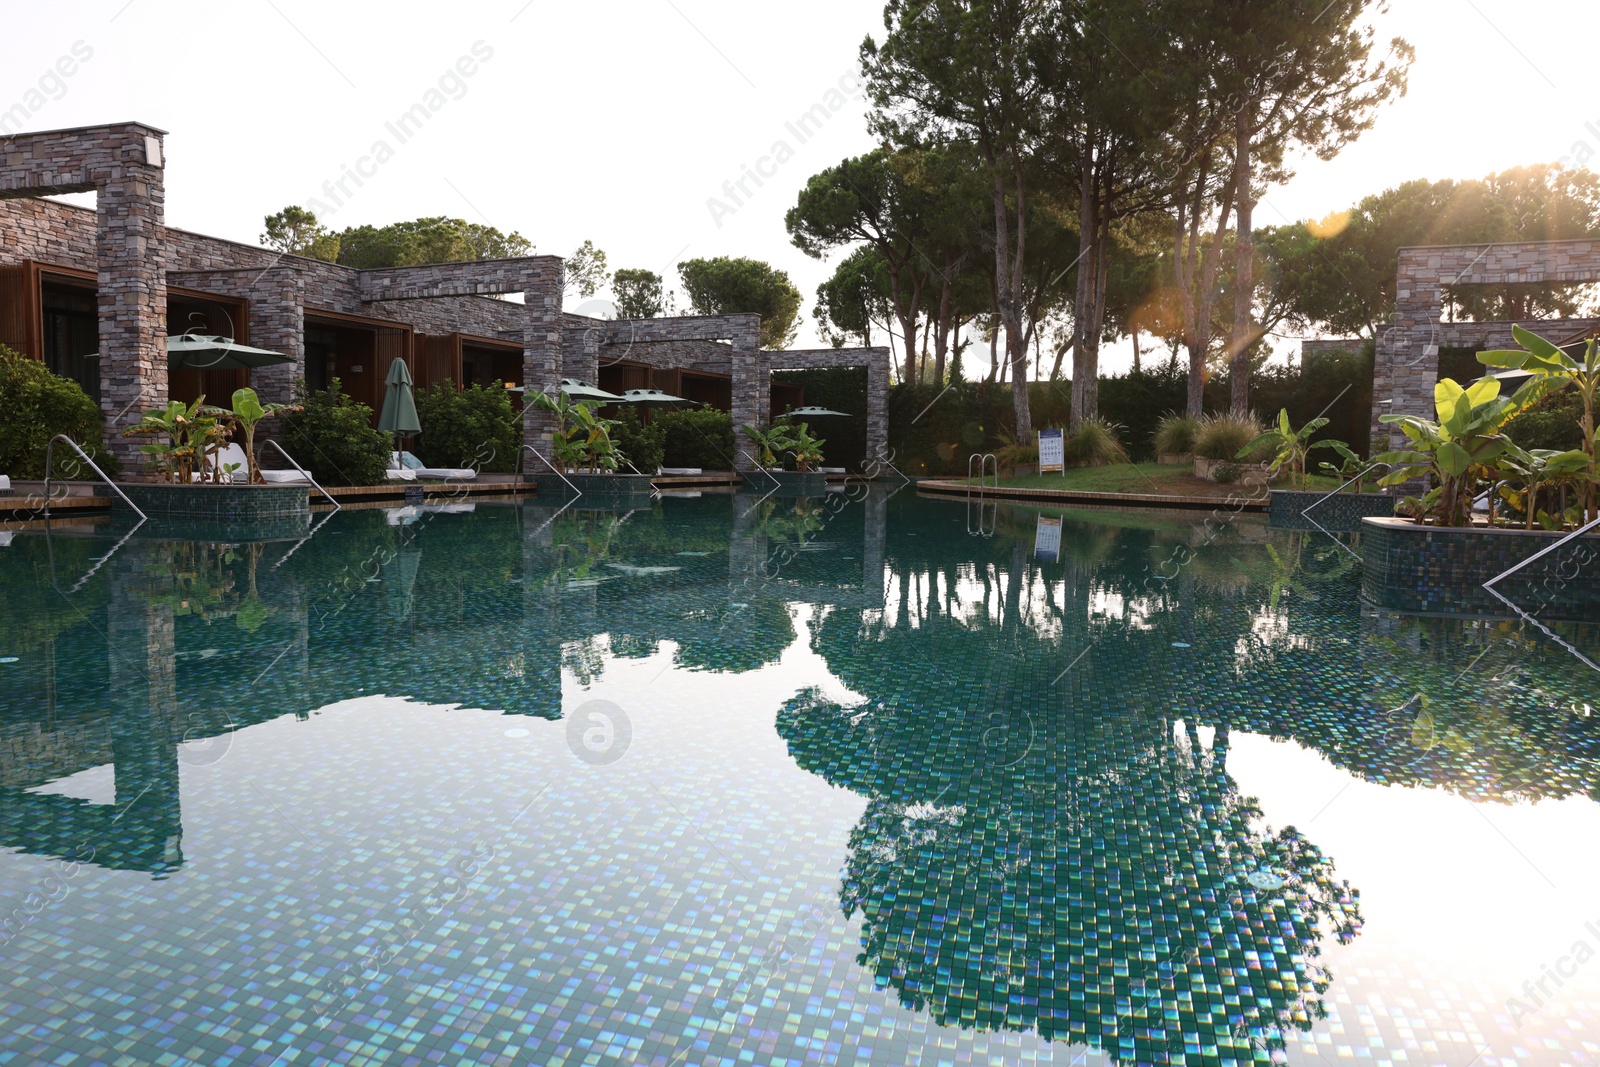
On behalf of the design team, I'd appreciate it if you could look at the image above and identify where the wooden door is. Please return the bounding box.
[415,333,461,390]
[0,262,41,358]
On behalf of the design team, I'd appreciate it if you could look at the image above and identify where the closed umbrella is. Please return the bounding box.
[378,359,421,442]
[166,334,293,371]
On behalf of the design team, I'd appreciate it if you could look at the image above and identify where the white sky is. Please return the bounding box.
[3,0,1596,373]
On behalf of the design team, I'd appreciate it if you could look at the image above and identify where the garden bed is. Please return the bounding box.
[1360,515,1600,619]
[111,482,310,540]
[526,472,655,501]
[1268,489,1395,532]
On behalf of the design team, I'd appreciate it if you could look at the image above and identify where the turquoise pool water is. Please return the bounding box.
[1,490,1597,1066]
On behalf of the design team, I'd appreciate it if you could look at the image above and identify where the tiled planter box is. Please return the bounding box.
[1360,516,1600,619]
[527,472,654,502]
[741,470,827,496]
[1269,490,1395,532]
[112,483,309,540]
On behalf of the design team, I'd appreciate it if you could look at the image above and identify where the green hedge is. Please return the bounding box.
[0,344,116,479]
[280,379,392,486]
[657,408,735,470]
[414,382,519,473]
[613,408,665,473]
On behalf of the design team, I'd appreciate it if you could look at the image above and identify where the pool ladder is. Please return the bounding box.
[966,453,997,537]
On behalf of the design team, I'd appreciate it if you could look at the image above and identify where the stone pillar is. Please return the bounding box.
[866,348,891,469]
[756,353,771,422]
[1371,250,1442,454]
[523,263,565,456]
[245,267,306,407]
[96,134,168,468]
[731,336,762,473]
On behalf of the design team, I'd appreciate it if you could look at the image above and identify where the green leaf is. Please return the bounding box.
[1512,323,1563,360]
[1477,349,1529,369]
[1464,376,1501,408]
[1436,441,1472,477]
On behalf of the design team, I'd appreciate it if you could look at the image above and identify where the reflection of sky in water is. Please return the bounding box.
[0,493,1596,1065]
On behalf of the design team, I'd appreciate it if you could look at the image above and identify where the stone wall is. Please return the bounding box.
[1373,240,1600,451]
[0,123,167,466]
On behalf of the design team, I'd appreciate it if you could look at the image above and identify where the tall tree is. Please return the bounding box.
[862,0,1054,434]
[261,206,341,262]
[678,257,802,349]
[334,217,532,268]
[565,240,609,302]
[814,245,897,350]
[1206,0,1412,414]
[612,268,670,319]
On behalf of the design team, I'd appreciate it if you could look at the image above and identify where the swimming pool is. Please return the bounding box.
[1,490,1596,1065]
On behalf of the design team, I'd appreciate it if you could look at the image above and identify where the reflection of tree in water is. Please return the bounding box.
[779,692,1362,1063]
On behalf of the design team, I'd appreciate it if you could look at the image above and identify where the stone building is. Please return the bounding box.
[0,122,890,472]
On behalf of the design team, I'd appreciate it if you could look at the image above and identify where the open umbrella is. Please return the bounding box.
[378,359,421,441]
[782,405,851,418]
[560,378,625,403]
[166,334,293,371]
[617,388,693,406]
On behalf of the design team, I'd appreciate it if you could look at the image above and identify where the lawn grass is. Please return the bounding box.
[951,462,1342,497]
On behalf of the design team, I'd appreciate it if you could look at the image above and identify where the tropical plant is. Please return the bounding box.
[0,343,117,479]
[279,379,392,487]
[1495,443,1595,531]
[1072,417,1129,466]
[1375,376,1541,527]
[1239,409,1355,490]
[741,423,792,469]
[1479,325,1600,524]
[529,391,622,473]
[1194,413,1268,462]
[121,396,228,483]
[776,419,827,472]
[1151,412,1201,457]
[212,388,297,483]
[1317,451,1377,493]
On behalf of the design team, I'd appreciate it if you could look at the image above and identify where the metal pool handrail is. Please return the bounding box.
[259,439,340,511]
[519,444,582,498]
[739,450,782,487]
[1483,512,1600,591]
[967,453,998,497]
[43,434,146,522]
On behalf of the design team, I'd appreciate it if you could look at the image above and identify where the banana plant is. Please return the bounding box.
[121,396,226,483]
[1479,325,1600,524]
[1374,376,1538,527]
[210,388,297,484]
[1495,443,1595,530]
[776,419,827,473]
[1238,409,1352,490]
[741,423,795,469]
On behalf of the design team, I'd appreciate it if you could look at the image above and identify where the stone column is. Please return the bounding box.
[523,263,564,456]
[866,347,891,470]
[1371,250,1443,454]
[731,334,762,473]
[96,133,168,469]
[245,266,306,407]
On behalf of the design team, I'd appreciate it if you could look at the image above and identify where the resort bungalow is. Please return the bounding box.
[0,122,889,472]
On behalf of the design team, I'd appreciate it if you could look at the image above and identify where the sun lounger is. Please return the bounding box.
[395,451,476,481]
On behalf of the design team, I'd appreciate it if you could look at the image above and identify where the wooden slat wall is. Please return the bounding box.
[0,262,41,358]
[374,327,412,388]
[415,333,461,390]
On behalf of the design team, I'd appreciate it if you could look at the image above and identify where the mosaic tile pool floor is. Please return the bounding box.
[1,491,1597,1066]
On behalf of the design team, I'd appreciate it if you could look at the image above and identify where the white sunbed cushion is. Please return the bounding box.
[416,467,476,480]
[385,468,416,482]
[260,468,311,484]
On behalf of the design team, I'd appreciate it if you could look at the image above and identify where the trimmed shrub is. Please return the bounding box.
[1152,412,1201,457]
[414,382,519,472]
[1195,413,1268,461]
[0,344,116,478]
[280,378,391,486]
[613,407,666,474]
[657,408,735,469]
